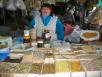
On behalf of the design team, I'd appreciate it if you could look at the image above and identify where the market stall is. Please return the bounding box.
[0,38,102,77]
[0,0,102,77]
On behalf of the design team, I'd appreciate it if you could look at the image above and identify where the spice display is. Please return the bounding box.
[42,63,55,74]
[21,54,33,63]
[33,51,45,63]
[54,55,65,59]
[57,54,76,59]
[30,63,42,74]
[37,48,56,53]
[92,56,102,70]
[69,60,84,72]
[44,53,55,63]
[72,46,83,51]
[33,51,45,59]
[55,61,70,72]
[0,62,19,73]
[0,45,7,49]
[0,74,14,77]
[80,31,99,41]
[45,53,54,58]
[82,32,97,39]
[81,60,100,71]
[71,46,84,54]
[76,54,99,59]
[81,46,94,53]
[16,63,31,73]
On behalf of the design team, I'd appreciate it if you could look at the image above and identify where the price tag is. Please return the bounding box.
[44,58,54,64]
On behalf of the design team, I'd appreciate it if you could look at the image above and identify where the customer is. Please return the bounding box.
[30,3,64,41]
[64,21,81,43]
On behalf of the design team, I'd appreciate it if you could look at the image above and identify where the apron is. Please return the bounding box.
[34,16,58,41]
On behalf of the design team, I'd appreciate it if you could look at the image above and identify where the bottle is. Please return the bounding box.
[30,29,36,41]
[43,29,51,48]
[23,26,31,47]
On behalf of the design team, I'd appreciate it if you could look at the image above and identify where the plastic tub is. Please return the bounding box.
[0,47,11,61]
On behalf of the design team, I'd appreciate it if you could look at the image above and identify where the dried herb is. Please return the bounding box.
[55,61,70,72]
[0,74,14,77]
[0,45,7,49]
[76,54,99,59]
[0,62,18,73]
[92,57,102,70]
[45,53,54,58]
[69,60,84,72]
[42,63,55,74]
[82,32,97,39]
[15,63,31,73]
[81,60,99,71]
[30,63,42,74]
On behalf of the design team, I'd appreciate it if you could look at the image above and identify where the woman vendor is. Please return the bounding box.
[30,3,64,41]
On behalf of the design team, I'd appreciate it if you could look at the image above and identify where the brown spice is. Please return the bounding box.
[0,45,7,49]
[82,32,97,38]
[42,64,55,74]
[30,63,42,74]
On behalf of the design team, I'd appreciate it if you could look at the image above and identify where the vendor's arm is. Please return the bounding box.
[56,19,64,41]
[30,19,35,28]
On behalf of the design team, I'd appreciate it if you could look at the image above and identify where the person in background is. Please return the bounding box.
[64,21,81,43]
[30,3,64,41]
[63,7,75,24]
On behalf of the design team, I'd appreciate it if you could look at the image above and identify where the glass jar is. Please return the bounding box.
[37,37,43,48]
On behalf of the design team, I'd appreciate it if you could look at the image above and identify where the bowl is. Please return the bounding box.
[0,47,11,61]
[80,30,100,41]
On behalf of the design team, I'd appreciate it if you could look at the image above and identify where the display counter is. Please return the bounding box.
[0,42,102,77]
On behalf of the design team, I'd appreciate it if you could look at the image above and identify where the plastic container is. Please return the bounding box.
[0,47,11,61]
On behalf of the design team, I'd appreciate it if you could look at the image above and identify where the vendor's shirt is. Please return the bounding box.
[30,15,64,41]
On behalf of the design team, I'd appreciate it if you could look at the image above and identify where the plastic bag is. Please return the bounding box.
[6,0,26,10]
[16,0,26,10]
[0,0,3,7]
[6,0,17,11]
